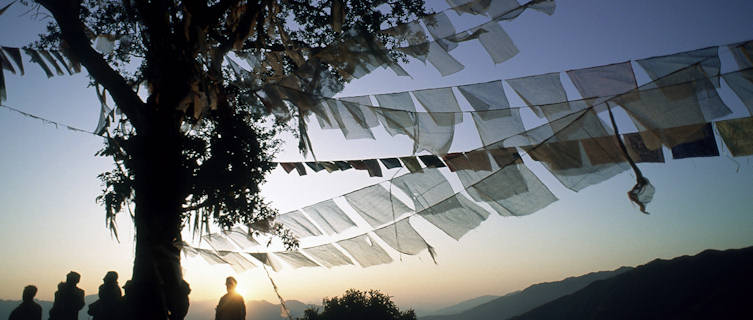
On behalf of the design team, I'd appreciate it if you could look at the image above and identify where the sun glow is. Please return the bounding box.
[234,285,252,299]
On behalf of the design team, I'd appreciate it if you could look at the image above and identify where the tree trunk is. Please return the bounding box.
[127,122,189,320]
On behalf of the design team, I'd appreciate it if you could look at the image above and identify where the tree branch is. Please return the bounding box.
[38,0,147,130]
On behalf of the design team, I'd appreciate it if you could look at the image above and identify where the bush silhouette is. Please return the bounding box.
[298,289,415,320]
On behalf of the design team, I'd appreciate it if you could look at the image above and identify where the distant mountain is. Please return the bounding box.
[186,299,317,320]
[421,267,631,320]
[425,295,501,317]
[511,246,753,320]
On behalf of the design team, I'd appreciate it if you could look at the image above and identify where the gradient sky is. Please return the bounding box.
[1,0,753,314]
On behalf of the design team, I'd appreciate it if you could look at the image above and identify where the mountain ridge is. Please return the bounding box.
[511,246,753,319]
[420,266,631,320]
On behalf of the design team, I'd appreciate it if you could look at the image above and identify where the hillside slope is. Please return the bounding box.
[512,246,753,320]
[421,267,630,320]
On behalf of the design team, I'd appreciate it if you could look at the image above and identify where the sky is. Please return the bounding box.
[1,0,753,315]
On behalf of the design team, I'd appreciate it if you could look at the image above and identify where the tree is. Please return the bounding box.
[298,289,416,320]
[24,1,429,319]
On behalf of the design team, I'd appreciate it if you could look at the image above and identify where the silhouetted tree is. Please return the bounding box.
[23,1,429,319]
[298,289,416,320]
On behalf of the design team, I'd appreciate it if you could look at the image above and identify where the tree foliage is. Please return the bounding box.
[30,0,429,242]
[298,289,416,320]
[22,1,429,318]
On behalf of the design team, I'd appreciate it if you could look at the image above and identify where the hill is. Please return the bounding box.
[425,295,501,317]
[512,246,753,320]
[421,267,631,320]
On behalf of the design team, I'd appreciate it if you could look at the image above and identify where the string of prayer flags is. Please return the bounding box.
[2,47,24,75]
[197,248,227,265]
[248,253,283,272]
[319,161,340,173]
[326,161,348,171]
[419,155,446,168]
[325,99,376,140]
[417,193,489,240]
[274,251,320,269]
[202,233,239,251]
[275,210,323,238]
[729,41,753,69]
[23,48,54,78]
[336,234,393,268]
[465,149,493,171]
[636,46,721,87]
[305,161,325,173]
[566,61,637,105]
[218,251,257,273]
[722,69,753,116]
[379,158,403,169]
[442,153,469,172]
[0,58,5,101]
[374,92,417,139]
[400,156,423,173]
[715,117,753,157]
[391,168,455,211]
[614,65,730,150]
[303,244,354,268]
[475,21,519,64]
[363,159,383,177]
[303,199,358,235]
[222,227,260,249]
[279,162,296,173]
[622,133,665,163]
[344,184,412,227]
[669,123,720,159]
[374,219,433,256]
[506,72,569,119]
[294,163,307,176]
[457,80,509,111]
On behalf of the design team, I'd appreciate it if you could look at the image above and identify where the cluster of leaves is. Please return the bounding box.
[299,289,416,320]
[33,0,429,245]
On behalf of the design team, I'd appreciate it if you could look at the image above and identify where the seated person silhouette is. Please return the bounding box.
[88,271,123,320]
[215,277,246,320]
[9,285,42,320]
[49,271,85,320]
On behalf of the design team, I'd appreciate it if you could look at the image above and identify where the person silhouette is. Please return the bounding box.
[87,271,123,320]
[49,271,85,320]
[8,285,42,320]
[215,277,246,320]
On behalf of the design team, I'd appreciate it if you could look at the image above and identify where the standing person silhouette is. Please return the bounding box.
[88,271,123,320]
[8,285,42,320]
[215,277,246,320]
[49,271,85,320]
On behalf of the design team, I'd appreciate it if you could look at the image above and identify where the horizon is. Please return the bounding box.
[1,0,753,315]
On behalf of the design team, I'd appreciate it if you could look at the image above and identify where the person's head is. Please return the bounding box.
[66,271,81,285]
[103,271,118,283]
[225,277,237,293]
[122,280,133,296]
[22,285,37,302]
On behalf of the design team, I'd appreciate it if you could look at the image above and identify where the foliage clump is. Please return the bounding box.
[299,289,416,320]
